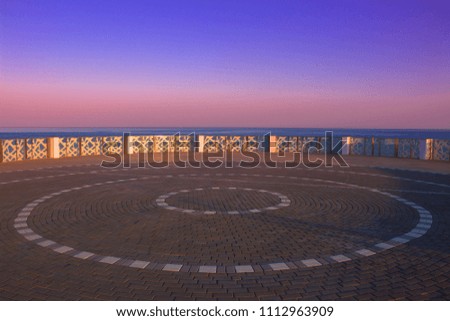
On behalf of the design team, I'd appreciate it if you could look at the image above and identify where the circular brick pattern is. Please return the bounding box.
[13,174,434,274]
[156,187,290,215]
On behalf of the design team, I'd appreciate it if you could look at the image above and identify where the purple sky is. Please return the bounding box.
[1,1,449,128]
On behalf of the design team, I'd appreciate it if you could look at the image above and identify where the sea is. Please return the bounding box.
[0,127,449,139]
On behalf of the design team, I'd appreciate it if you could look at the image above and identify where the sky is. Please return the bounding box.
[0,0,449,128]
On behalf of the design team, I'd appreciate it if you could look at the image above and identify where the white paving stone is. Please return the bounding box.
[17,228,34,235]
[375,242,395,250]
[416,223,431,229]
[390,237,410,244]
[99,256,120,264]
[129,260,150,269]
[235,265,254,273]
[74,251,95,259]
[163,264,182,272]
[54,246,74,253]
[24,234,41,241]
[13,223,28,229]
[355,249,376,257]
[37,240,56,247]
[301,259,322,267]
[269,263,290,271]
[330,254,351,263]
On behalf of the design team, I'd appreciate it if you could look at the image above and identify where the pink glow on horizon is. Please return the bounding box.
[1,80,449,129]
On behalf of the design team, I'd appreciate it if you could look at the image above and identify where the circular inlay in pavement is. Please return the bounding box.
[155,187,291,215]
[12,173,434,274]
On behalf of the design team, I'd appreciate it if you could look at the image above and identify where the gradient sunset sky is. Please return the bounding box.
[1,1,449,128]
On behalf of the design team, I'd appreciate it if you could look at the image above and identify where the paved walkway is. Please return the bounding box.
[0,154,449,300]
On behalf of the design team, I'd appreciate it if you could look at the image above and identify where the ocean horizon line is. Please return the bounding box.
[0,127,449,139]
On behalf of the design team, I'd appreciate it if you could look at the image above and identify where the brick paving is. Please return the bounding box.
[0,154,449,300]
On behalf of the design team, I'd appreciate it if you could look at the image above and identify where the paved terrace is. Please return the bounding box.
[0,153,449,300]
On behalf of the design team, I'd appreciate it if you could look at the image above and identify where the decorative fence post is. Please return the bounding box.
[123,134,132,156]
[341,137,351,155]
[198,135,205,153]
[47,137,60,159]
[269,135,277,153]
[419,139,434,160]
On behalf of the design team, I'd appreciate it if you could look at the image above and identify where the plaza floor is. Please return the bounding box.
[0,154,449,300]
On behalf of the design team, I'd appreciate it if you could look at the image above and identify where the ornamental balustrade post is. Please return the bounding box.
[198,135,205,153]
[341,137,351,155]
[47,137,60,159]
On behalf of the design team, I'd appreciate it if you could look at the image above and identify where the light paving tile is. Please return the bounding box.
[17,228,34,235]
[390,237,410,244]
[269,263,290,271]
[416,223,431,229]
[99,256,120,264]
[355,249,376,256]
[330,254,351,263]
[74,251,95,259]
[24,234,41,241]
[14,223,28,229]
[301,259,322,267]
[130,260,150,269]
[54,246,74,254]
[163,264,183,272]
[234,265,254,273]
[375,242,395,250]
[38,240,56,247]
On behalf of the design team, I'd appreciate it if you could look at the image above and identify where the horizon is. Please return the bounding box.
[1,126,450,131]
[1,1,449,128]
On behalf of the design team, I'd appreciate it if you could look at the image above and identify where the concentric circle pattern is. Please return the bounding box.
[1,157,449,300]
[156,186,291,214]
[14,173,432,273]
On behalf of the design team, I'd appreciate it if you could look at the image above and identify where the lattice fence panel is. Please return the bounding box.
[130,136,154,153]
[363,137,373,156]
[26,138,47,160]
[301,137,321,154]
[226,136,242,152]
[175,135,192,152]
[349,137,365,155]
[102,136,123,155]
[1,139,26,162]
[432,139,450,161]
[276,136,290,152]
[59,137,80,157]
[398,139,419,159]
[154,136,174,152]
[244,136,261,152]
[80,137,102,156]
[203,136,226,152]
[378,138,396,157]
